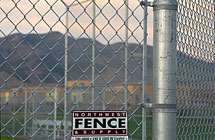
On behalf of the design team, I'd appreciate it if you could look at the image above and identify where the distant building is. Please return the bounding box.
[0,80,153,110]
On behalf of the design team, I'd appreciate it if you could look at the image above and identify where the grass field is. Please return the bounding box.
[0,113,152,140]
[0,136,28,140]
[2,113,213,140]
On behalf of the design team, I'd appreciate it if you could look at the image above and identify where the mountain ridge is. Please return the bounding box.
[0,32,153,88]
[1,32,214,89]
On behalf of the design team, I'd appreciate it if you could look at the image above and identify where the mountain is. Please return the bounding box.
[0,32,153,88]
[1,32,214,89]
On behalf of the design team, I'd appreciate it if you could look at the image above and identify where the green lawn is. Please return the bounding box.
[0,136,28,140]
[1,113,152,140]
[2,113,213,140]
[128,118,152,139]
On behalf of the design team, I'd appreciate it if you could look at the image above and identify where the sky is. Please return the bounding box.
[0,0,154,45]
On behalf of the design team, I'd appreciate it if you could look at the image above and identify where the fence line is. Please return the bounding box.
[0,0,214,140]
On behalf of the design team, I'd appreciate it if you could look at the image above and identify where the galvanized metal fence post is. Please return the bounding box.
[92,0,96,110]
[142,0,148,140]
[64,5,69,139]
[124,0,129,111]
[153,0,177,140]
[24,91,27,136]
[54,88,57,140]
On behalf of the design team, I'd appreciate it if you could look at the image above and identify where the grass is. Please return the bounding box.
[0,136,27,140]
[128,117,152,139]
[1,113,152,139]
[1,113,213,140]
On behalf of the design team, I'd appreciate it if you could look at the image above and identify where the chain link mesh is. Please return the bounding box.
[176,0,214,140]
[0,0,150,139]
[1,0,214,140]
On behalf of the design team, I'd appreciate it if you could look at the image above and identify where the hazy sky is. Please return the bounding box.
[0,0,154,45]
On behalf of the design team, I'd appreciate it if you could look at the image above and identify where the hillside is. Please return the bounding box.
[0,32,153,88]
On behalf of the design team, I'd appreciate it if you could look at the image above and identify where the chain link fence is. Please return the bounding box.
[1,0,151,139]
[176,0,214,140]
[0,0,214,140]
